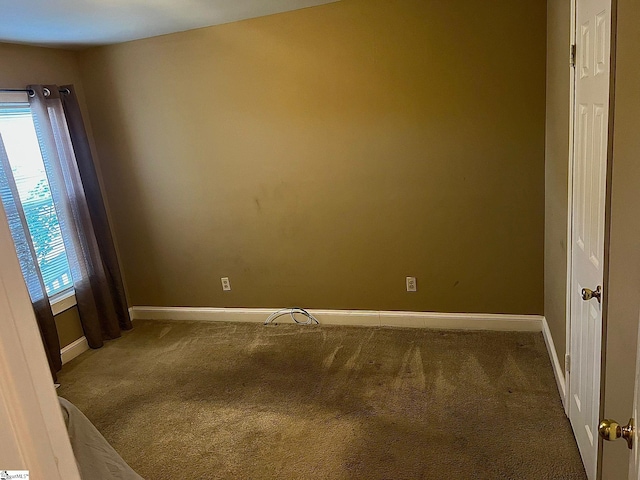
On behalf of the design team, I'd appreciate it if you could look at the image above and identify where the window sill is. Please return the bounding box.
[51,289,76,316]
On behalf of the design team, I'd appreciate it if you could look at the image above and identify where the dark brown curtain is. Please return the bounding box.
[60,85,131,335]
[29,85,132,349]
[0,133,62,379]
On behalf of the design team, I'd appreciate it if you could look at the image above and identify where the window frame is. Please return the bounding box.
[0,91,77,316]
[50,288,76,315]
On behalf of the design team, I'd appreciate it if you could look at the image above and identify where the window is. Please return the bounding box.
[0,102,73,297]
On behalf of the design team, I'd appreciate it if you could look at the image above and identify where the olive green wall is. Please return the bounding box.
[0,42,87,347]
[77,0,546,314]
[544,0,571,369]
[54,307,84,348]
[601,0,640,477]
[0,42,80,89]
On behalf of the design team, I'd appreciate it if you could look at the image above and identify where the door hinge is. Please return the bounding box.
[570,44,576,68]
[565,354,571,372]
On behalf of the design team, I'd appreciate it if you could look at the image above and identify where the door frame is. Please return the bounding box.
[564,0,619,478]
[564,0,577,418]
[0,201,80,477]
[598,0,619,478]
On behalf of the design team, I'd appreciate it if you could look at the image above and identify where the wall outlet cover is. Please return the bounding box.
[406,276,417,292]
[221,277,231,291]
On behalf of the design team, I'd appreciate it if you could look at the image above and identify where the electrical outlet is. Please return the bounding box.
[221,277,231,291]
[406,277,417,292]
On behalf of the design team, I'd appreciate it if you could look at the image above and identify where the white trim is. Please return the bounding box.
[51,290,76,316]
[60,336,89,365]
[565,0,578,421]
[0,201,80,478]
[379,311,543,331]
[0,91,29,103]
[129,306,544,332]
[542,317,568,412]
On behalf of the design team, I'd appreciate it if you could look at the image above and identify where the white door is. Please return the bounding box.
[568,0,612,478]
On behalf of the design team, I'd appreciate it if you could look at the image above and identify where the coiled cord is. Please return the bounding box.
[264,307,319,326]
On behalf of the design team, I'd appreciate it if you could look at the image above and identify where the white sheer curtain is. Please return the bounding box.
[0,131,61,377]
[29,85,132,348]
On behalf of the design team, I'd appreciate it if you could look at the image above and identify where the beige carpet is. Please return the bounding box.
[57,320,586,479]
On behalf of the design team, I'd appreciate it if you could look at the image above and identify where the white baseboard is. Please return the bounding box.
[60,336,89,365]
[541,317,567,412]
[128,306,544,332]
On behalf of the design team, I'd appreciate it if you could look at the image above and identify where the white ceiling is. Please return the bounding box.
[0,0,340,49]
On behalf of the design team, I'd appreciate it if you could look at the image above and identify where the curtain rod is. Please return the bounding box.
[0,88,70,96]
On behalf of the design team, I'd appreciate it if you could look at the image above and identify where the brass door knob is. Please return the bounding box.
[598,418,634,449]
[581,285,602,303]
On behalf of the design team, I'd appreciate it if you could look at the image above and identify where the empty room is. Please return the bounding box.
[0,0,639,479]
